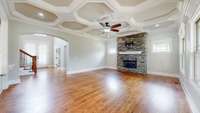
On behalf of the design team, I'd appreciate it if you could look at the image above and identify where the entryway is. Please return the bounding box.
[19,34,69,76]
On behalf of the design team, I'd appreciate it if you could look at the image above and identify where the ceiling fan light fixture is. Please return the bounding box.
[104,28,110,32]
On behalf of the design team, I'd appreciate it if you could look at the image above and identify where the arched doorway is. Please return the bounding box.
[19,33,69,76]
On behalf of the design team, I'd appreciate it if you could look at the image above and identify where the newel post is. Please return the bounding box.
[32,56,37,74]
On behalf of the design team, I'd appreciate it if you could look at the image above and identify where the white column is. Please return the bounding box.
[0,1,8,91]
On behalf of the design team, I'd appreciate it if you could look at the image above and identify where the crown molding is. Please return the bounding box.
[191,1,200,22]
[1,0,10,19]
[183,0,191,17]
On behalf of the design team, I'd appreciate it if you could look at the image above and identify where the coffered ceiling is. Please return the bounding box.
[62,21,88,30]
[77,3,114,22]
[15,3,58,22]
[5,0,180,38]
[116,0,146,7]
[43,0,73,7]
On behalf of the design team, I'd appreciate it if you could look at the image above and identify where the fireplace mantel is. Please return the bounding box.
[118,51,143,55]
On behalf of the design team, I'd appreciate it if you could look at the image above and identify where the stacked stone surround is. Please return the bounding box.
[117,33,147,74]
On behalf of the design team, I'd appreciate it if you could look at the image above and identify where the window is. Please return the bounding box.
[24,43,36,55]
[152,41,171,53]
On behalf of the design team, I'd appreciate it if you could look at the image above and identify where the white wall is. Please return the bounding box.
[147,27,179,77]
[106,27,179,77]
[7,19,106,83]
[106,38,117,69]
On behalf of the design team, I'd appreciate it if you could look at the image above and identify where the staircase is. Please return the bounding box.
[19,49,37,75]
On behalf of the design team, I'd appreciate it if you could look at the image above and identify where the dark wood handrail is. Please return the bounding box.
[19,49,37,74]
[19,49,34,57]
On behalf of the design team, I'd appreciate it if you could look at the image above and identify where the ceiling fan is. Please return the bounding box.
[99,22,122,33]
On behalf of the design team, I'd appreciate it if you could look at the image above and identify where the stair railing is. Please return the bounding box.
[19,49,37,74]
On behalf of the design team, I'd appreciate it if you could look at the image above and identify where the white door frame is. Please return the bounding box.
[64,43,69,74]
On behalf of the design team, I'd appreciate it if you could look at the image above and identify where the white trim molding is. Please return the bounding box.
[8,79,21,86]
[0,0,9,91]
[104,66,117,70]
[147,71,179,78]
[180,77,200,113]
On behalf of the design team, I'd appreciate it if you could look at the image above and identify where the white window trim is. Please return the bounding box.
[151,39,172,53]
[191,4,200,84]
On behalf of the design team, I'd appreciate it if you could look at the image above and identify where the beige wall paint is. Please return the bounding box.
[8,19,106,82]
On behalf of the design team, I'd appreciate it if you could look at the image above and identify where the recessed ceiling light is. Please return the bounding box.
[155,24,160,27]
[34,33,47,37]
[37,12,44,17]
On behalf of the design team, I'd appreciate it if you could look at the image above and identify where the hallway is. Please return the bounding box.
[0,69,191,113]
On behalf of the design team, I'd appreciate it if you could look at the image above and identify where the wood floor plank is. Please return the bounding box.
[0,68,191,113]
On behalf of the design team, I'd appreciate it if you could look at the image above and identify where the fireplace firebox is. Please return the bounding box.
[123,60,137,69]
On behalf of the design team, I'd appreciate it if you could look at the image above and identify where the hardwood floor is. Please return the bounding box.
[0,68,191,113]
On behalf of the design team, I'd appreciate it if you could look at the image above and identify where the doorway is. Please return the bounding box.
[53,38,69,73]
[19,34,69,76]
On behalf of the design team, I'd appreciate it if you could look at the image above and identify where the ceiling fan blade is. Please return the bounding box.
[111,24,122,28]
[99,23,105,27]
[111,29,119,32]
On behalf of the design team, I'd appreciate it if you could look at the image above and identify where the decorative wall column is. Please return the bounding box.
[0,1,8,91]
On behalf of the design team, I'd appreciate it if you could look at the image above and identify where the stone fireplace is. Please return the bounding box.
[117,33,147,74]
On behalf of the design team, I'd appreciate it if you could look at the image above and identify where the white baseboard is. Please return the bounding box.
[47,65,55,68]
[56,67,66,71]
[67,66,105,74]
[180,77,200,113]
[104,66,117,70]
[147,71,179,78]
[8,79,21,85]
